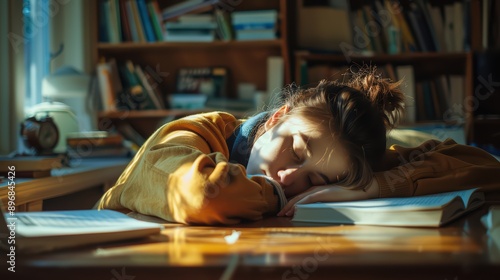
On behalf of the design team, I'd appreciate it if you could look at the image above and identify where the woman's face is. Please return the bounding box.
[247,107,350,198]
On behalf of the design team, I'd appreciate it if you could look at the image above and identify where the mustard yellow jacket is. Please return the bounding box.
[97,112,500,224]
[97,112,282,225]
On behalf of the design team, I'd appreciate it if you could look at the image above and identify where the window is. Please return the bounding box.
[23,0,51,110]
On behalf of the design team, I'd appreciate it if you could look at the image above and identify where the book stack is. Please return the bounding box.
[0,155,66,178]
[164,14,217,42]
[66,132,130,159]
[161,0,218,21]
[96,58,168,112]
[231,10,278,41]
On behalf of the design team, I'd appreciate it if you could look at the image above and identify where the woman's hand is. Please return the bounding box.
[277,178,379,217]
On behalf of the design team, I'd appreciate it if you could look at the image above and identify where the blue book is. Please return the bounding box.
[98,0,110,42]
[233,22,275,31]
[136,0,156,42]
[124,0,139,42]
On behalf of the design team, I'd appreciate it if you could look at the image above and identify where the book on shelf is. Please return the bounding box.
[136,0,156,42]
[117,60,161,110]
[129,0,147,42]
[161,0,218,21]
[96,58,167,111]
[66,132,130,159]
[115,122,146,147]
[0,205,163,254]
[406,2,436,52]
[96,58,123,112]
[426,1,447,52]
[135,64,165,109]
[98,0,165,43]
[395,65,416,123]
[267,56,284,101]
[164,14,217,42]
[344,0,470,54]
[292,188,485,227]
[214,8,232,41]
[66,131,124,148]
[123,0,140,42]
[231,10,278,41]
[147,0,165,41]
[175,67,228,98]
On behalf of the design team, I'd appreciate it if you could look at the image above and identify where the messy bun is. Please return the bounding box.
[253,65,406,190]
[346,67,405,130]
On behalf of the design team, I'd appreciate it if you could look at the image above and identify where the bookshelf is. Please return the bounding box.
[293,0,499,153]
[92,0,292,139]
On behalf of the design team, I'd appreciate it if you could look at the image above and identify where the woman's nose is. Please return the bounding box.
[277,168,298,186]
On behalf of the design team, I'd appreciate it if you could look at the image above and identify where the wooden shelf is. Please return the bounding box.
[93,0,291,141]
[98,109,209,119]
[97,40,283,50]
[295,51,469,63]
[99,108,251,120]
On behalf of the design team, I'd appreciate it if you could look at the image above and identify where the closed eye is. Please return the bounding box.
[291,148,301,161]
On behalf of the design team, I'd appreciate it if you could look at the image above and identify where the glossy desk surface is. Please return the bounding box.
[6,203,500,280]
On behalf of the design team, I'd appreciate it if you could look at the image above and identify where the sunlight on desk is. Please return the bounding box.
[17,205,500,280]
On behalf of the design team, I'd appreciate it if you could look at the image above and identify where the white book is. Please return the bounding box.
[292,188,485,227]
[0,206,163,254]
[395,65,416,124]
[428,2,447,52]
[444,4,455,52]
[448,75,465,121]
[266,56,284,105]
[453,1,464,52]
[135,64,164,109]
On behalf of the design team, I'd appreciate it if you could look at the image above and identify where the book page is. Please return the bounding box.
[13,210,163,237]
[304,188,478,211]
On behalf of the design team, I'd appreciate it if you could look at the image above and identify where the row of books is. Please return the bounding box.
[96,58,168,112]
[164,13,220,42]
[99,0,165,43]
[66,132,131,159]
[301,63,465,124]
[351,0,469,54]
[163,9,278,42]
[413,76,465,123]
[96,57,235,111]
[483,0,500,49]
[98,0,280,42]
[232,10,278,41]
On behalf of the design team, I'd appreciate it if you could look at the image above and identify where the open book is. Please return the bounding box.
[0,208,163,254]
[292,188,485,227]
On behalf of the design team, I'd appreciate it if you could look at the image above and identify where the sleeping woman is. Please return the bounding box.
[97,68,500,224]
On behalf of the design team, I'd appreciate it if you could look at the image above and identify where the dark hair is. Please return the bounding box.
[254,66,405,189]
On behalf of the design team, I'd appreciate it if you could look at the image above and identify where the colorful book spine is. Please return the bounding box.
[136,0,157,42]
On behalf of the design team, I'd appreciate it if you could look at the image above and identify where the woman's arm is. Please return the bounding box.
[97,112,285,225]
[374,138,500,197]
[279,138,500,216]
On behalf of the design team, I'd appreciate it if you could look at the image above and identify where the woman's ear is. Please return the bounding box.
[264,105,289,131]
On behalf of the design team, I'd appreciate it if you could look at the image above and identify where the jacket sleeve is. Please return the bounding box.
[96,112,282,225]
[373,139,500,198]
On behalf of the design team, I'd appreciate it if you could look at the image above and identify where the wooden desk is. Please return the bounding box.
[7,203,500,280]
[0,158,129,211]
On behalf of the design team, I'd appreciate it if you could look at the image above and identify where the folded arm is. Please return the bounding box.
[97,113,284,225]
[280,139,500,216]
